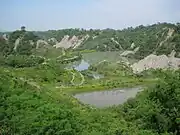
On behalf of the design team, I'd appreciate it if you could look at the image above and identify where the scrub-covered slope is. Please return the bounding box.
[33,23,180,58]
[1,23,180,59]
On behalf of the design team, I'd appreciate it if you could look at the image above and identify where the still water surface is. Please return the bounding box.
[74,60,90,71]
[74,87,142,108]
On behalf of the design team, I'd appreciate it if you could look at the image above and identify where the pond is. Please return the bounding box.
[74,87,142,108]
[73,59,90,71]
[71,59,104,79]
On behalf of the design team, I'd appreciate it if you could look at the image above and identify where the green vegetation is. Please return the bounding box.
[0,23,180,134]
[1,55,44,68]
[119,70,180,134]
[0,66,179,135]
[2,23,180,59]
[33,23,180,59]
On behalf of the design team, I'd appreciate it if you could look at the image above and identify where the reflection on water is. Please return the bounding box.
[74,60,90,71]
[74,87,142,108]
[71,59,104,79]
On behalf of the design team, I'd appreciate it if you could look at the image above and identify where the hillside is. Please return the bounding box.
[32,23,180,58]
[0,23,180,135]
[1,23,180,59]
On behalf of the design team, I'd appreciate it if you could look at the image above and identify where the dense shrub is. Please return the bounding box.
[121,70,180,134]
[5,55,44,67]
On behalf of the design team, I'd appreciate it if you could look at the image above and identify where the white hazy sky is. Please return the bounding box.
[0,0,180,31]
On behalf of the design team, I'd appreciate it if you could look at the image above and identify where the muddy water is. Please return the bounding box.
[74,87,142,108]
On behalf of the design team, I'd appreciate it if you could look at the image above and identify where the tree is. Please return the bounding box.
[21,26,26,31]
[0,38,14,56]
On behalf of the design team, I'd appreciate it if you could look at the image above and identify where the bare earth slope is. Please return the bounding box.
[131,54,180,73]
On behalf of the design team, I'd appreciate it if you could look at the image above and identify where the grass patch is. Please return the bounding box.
[62,78,157,94]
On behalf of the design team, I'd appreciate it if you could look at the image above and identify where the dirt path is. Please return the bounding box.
[70,71,85,86]
[63,56,79,62]
[78,72,85,86]
[57,48,66,59]
[19,77,41,89]
[70,71,75,85]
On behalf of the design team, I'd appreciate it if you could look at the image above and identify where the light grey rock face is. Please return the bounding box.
[120,51,135,56]
[73,35,89,49]
[29,40,34,46]
[36,40,48,49]
[2,34,8,40]
[167,28,174,39]
[14,36,35,51]
[48,38,58,45]
[130,42,135,49]
[54,35,71,49]
[120,47,139,56]
[169,50,176,57]
[111,37,123,50]
[54,35,89,49]
[131,54,180,73]
[92,36,97,39]
[14,37,22,50]
[133,47,139,52]
[159,28,174,47]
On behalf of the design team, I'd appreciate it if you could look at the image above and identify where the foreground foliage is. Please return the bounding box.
[0,68,180,135]
[0,69,156,135]
[0,23,180,135]
[119,71,180,134]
